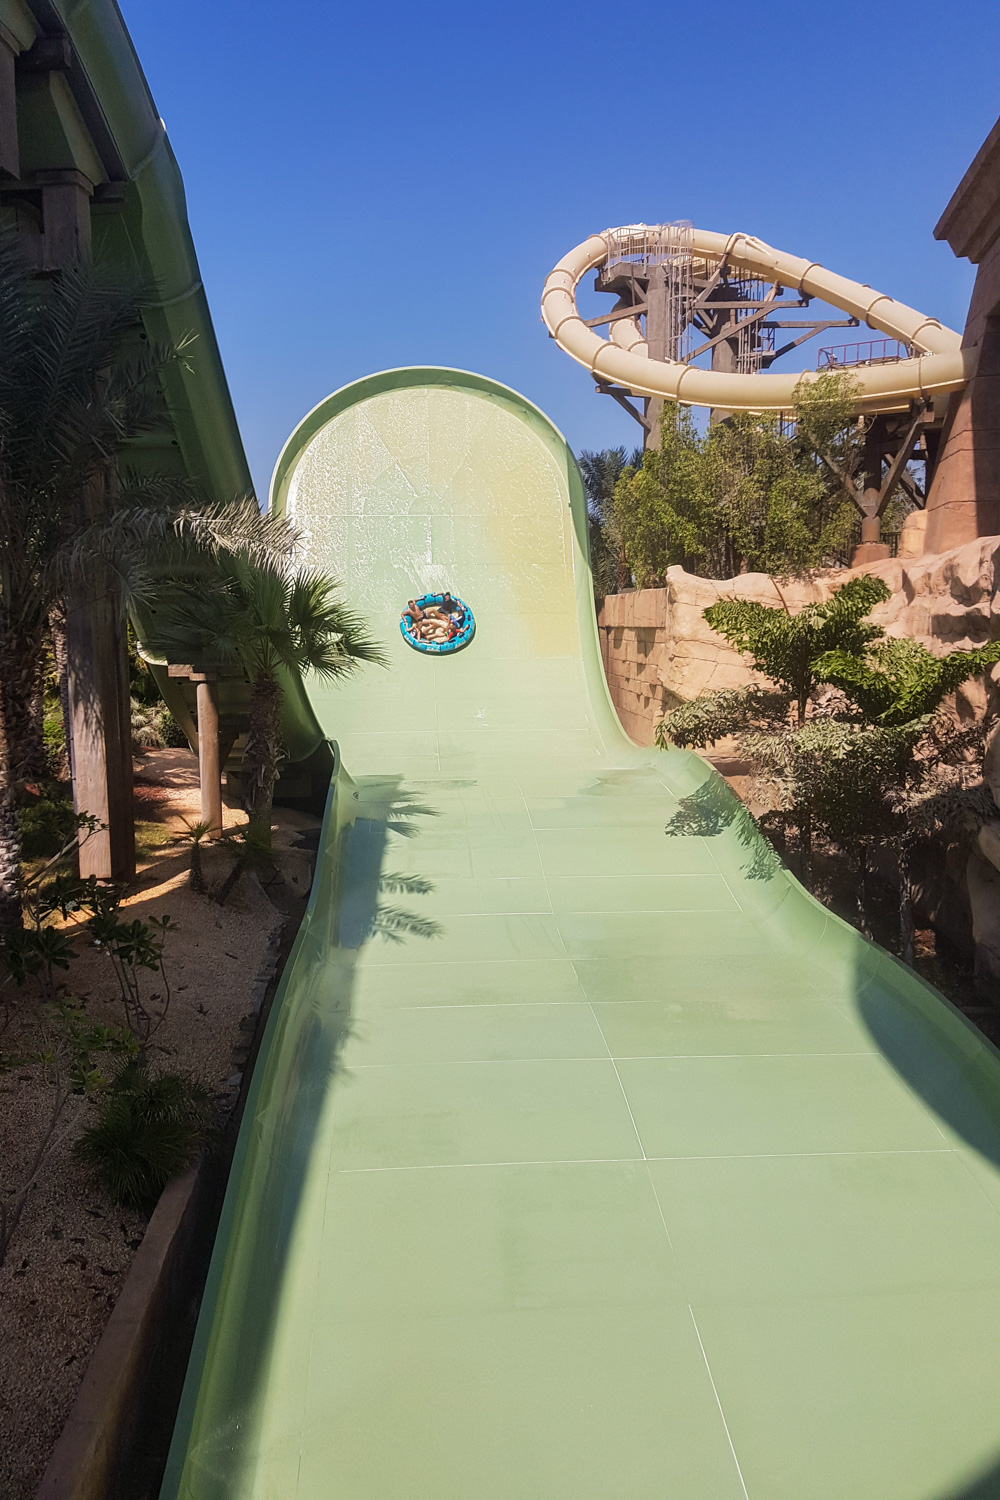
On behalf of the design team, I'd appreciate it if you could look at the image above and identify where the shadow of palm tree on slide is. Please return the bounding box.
[166,776,443,1494]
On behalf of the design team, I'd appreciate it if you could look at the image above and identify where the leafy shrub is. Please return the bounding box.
[131,696,189,751]
[75,1060,212,1208]
[18,793,77,858]
[43,702,65,762]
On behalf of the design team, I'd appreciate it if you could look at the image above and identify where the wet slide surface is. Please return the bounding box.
[163,371,1000,1500]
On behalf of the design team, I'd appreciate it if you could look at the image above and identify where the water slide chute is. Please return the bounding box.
[542,227,972,413]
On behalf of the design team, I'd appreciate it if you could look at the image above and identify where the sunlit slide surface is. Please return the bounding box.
[162,369,1000,1500]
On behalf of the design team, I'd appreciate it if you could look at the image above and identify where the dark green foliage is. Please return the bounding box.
[75,1060,211,1209]
[0,230,192,933]
[42,698,66,767]
[128,625,187,749]
[610,375,861,587]
[214,821,274,906]
[610,405,703,586]
[657,685,791,750]
[657,577,1000,958]
[17,792,76,858]
[578,446,643,597]
[815,637,1000,726]
[0,922,74,984]
[703,575,891,722]
[154,554,384,838]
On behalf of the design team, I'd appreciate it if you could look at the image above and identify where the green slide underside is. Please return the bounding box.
[163,370,1000,1500]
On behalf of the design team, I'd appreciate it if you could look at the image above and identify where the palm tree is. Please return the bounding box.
[156,556,384,840]
[0,230,300,933]
[0,235,191,931]
[578,446,643,597]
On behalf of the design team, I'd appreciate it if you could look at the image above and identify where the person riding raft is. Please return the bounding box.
[405,593,463,644]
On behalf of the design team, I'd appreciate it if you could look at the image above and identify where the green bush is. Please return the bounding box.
[75,1060,212,1208]
[18,793,76,858]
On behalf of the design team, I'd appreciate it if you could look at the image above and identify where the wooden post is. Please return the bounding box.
[0,24,20,180]
[66,570,136,882]
[196,678,223,837]
[852,418,892,565]
[37,168,93,268]
[169,666,232,839]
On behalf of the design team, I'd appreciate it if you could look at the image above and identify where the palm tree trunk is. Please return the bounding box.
[798,804,813,891]
[241,670,282,842]
[0,621,46,786]
[49,601,72,779]
[856,844,870,936]
[898,844,915,967]
[23,654,47,783]
[0,629,24,933]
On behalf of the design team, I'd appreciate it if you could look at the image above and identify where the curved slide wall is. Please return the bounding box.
[163,370,1000,1500]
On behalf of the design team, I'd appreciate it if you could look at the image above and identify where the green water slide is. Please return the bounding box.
[163,369,1000,1500]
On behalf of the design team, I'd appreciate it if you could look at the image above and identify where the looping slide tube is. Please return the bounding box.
[541,227,973,413]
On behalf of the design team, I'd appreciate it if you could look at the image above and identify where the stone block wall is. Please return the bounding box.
[597,589,670,745]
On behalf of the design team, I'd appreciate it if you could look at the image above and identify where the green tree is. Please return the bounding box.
[791,370,865,498]
[156,556,384,840]
[658,582,1000,958]
[611,404,705,585]
[703,574,891,724]
[699,410,854,578]
[0,238,192,931]
[609,373,860,589]
[815,636,1000,726]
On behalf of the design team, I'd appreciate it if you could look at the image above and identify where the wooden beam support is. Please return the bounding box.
[897,469,926,510]
[595,382,649,431]
[0,24,20,180]
[874,405,927,519]
[37,167,93,267]
[584,302,647,329]
[688,285,781,362]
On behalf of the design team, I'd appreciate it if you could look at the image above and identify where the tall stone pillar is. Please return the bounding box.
[926,116,1000,553]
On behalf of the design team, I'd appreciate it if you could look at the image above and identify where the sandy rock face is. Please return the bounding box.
[598,536,1000,736]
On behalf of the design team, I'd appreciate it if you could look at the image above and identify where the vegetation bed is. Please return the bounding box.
[0,750,315,1499]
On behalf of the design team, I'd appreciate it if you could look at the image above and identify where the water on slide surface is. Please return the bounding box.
[163,370,1000,1500]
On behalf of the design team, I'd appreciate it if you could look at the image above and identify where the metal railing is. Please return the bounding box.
[602,221,693,272]
[817,339,911,370]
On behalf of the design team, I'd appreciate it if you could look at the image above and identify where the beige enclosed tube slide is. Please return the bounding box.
[541,228,971,413]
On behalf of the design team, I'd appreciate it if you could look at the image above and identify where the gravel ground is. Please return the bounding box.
[0,750,307,1500]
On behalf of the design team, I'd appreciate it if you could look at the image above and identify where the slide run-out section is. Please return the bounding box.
[163,370,1000,1500]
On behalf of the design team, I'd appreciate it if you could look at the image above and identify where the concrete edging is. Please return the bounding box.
[35,1165,203,1500]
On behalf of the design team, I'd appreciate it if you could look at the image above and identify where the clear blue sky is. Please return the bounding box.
[120,0,998,500]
